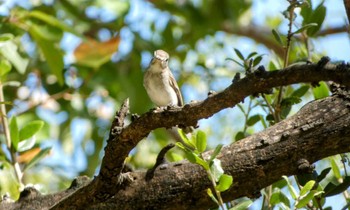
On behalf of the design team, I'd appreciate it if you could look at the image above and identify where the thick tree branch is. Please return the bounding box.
[88,86,350,210]
[3,58,350,209]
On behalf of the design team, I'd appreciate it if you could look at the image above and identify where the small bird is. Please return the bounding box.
[143,49,193,136]
[143,49,183,108]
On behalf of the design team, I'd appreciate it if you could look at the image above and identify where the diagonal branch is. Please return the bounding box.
[6,58,350,210]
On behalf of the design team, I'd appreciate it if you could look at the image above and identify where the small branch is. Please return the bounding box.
[344,0,350,28]
[0,83,23,184]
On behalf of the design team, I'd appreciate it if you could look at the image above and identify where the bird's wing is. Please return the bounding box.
[168,71,184,106]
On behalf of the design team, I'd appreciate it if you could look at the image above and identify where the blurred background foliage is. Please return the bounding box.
[0,0,349,208]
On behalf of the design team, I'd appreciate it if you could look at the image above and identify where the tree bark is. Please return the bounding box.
[1,59,350,210]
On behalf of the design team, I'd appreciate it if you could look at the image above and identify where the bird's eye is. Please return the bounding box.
[165,58,169,62]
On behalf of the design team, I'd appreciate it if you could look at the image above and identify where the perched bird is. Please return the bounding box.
[143,49,193,140]
[143,49,183,108]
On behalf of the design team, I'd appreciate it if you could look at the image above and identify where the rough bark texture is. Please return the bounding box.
[1,58,350,210]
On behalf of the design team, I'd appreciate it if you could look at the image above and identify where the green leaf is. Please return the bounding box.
[17,137,36,152]
[296,170,317,186]
[253,55,263,67]
[29,11,81,37]
[324,176,350,197]
[230,199,253,210]
[19,120,44,141]
[292,85,309,97]
[9,117,19,151]
[209,144,223,164]
[292,23,318,35]
[307,4,326,36]
[282,175,298,200]
[317,167,331,182]
[196,130,207,153]
[247,114,261,126]
[23,147,51,171]
[216,174,233,192]
[0,33,14,42]
[272,29,283,46]
[296,190,324,208]
[235,131,245,141]
[185,151,209,170]
[0,59,11,78]
[29,25,64,85]
[226,58,244,67]
[206,188,219,205]
[210,159,224,182]
[270,189,291,207]
[234,48,245,61]
[330,157,341,179]
[178,129,196,149]
[246,52,258,59]
[300,180,315,196]
[312,81,329,99]
[281,96,302,107]
[0,41,28,74]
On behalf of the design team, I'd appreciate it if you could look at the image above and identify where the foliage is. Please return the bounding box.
[0,0,347,209]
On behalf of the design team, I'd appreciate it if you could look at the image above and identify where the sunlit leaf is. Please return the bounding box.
[17,147,41,164]
[209,144,223,165]
[196,130,207,153]
[23,147,51,171]
[330,157,341,179]
[0,41,28,74]
[282,175,298,200]
[312,81,329,99]
[74,36,120,69]
[210,159,224,181]
[178,129,196,149]
[17,137,36,152]
[297,190,323,209]
[19,120,44,141]
[9,117,19,151]
[216,174,233,192]
[207,188,219,205]
[0,33,14,42]
[185,151,209,170]
[230,200,253,210]
[0,59,11,78]
[300,180,315,196]
[270,189,291,207]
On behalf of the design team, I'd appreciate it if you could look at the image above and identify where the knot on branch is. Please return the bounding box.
[317,56,330,68]
[232,73,241,83]
[330,82,350,107]
[254,65,266,76]
[297,159,314,173]
[18,187,41,201]
[69,176,91,190]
